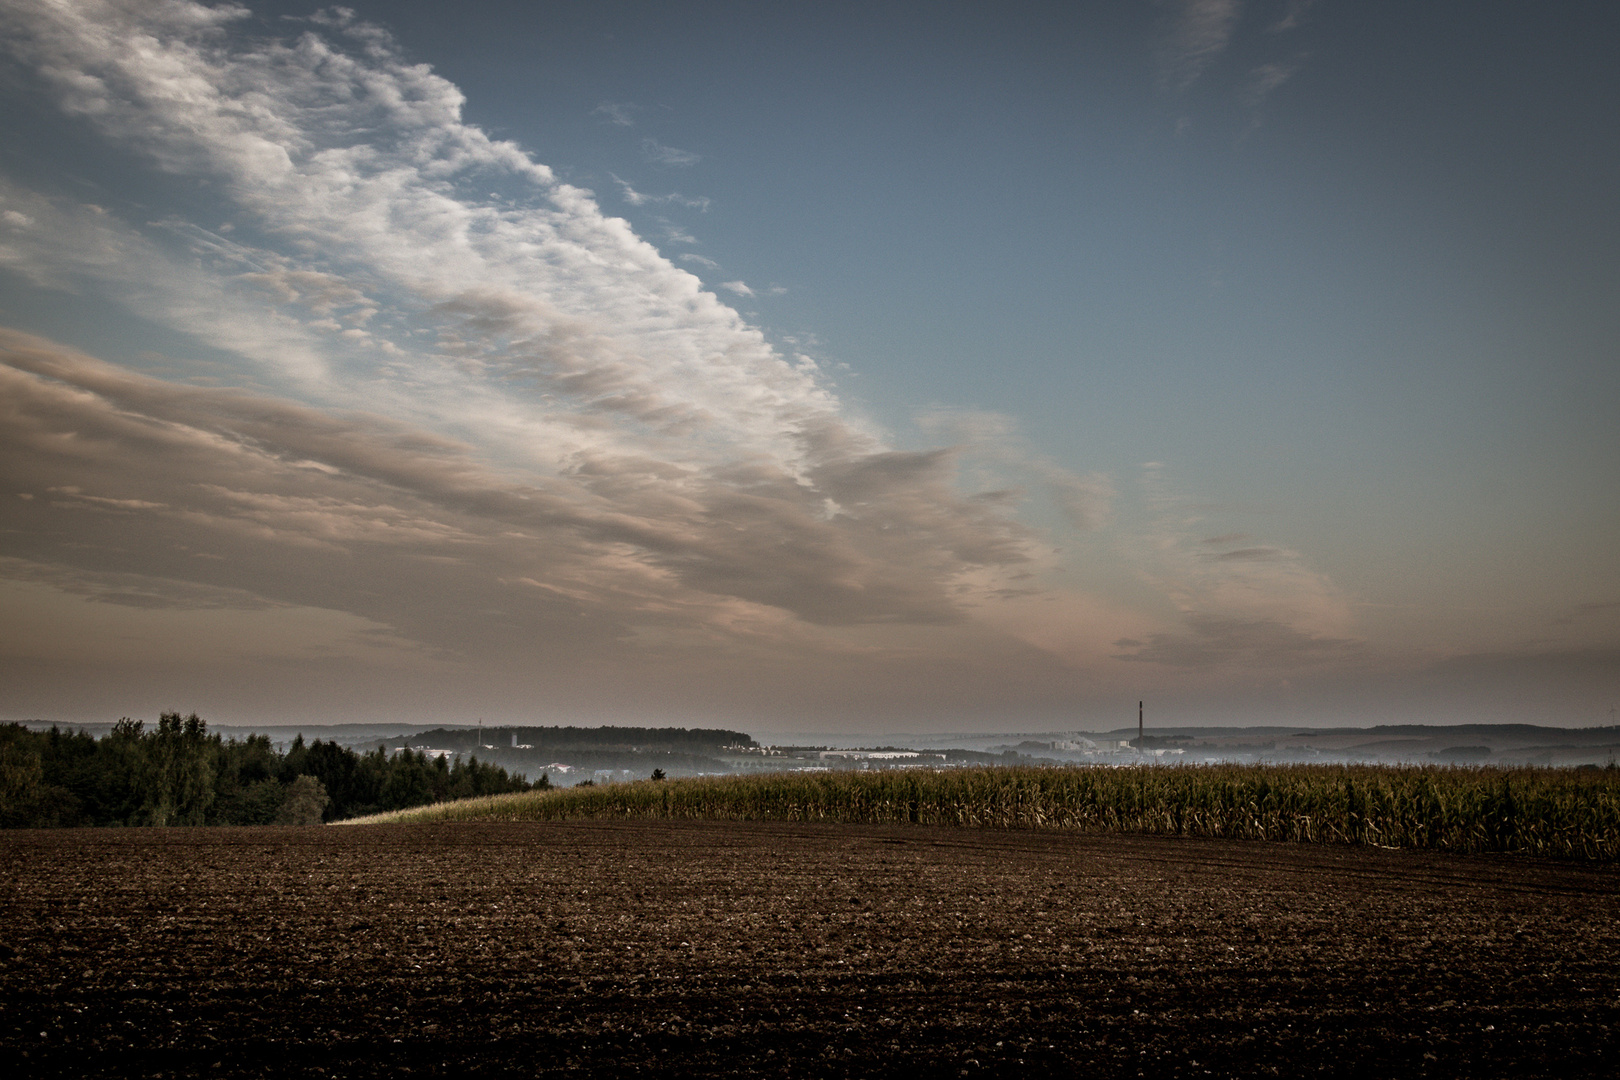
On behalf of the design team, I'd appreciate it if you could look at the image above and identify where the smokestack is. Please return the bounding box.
[1139,700,1144,750]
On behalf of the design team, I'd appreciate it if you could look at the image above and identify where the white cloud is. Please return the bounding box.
[1269,0,1316,33]
[593,101,637,126]
[0,0,826,474]
[1153,1,1312,118]
[0,329,1044,648]
[1244,57,1303,109]
[0,2,1055,660]
[1158,0,1243,92]
[641,138,701,167]
[612,173,711,211]
[0,0,1380,717]
[612,173,650,206]
[1112,464,1360,670]
[915,408,1115,531]
[0,177,337,383]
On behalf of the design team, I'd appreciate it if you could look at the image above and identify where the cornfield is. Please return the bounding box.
[342,764,1620,861]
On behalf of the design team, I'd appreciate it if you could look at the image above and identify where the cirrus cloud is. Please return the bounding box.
[0,0,1398,726]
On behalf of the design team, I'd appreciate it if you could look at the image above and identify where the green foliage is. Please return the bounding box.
[0,718,531,827]
[0,739,51,827]
[349,763,1620,862]
[273,775,330,826]
[138,712,217,826]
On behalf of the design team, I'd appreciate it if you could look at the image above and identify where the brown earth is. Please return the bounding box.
[1,820,1617,1078]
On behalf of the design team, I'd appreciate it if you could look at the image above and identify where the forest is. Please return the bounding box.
[0,715,534,828]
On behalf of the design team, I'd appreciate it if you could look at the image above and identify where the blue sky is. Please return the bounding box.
[0,0,1615,732]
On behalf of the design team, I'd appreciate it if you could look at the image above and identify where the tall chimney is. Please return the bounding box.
[1139,700,1144,750]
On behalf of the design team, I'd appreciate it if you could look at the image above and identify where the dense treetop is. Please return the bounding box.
[0,715,534,828]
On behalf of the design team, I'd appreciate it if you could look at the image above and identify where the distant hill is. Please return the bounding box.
[366,725,760,782]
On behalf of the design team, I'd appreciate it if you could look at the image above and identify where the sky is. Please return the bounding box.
[1,0,1616,734]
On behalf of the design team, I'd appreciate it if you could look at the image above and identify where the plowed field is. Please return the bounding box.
[2,821,1616,1077]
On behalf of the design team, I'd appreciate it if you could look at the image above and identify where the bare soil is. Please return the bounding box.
[2,821,1617,1077]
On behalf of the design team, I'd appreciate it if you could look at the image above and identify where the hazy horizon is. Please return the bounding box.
[2,2,1616,733]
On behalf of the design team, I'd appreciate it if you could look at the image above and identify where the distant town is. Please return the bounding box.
[41,721,1608,785]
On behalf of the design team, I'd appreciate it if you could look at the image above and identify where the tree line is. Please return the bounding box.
[0,714,537,828]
